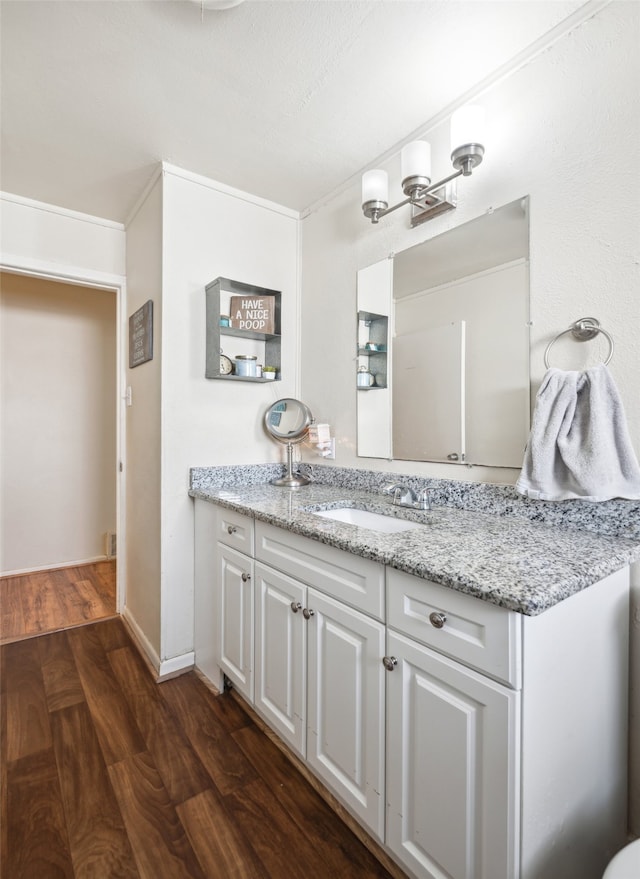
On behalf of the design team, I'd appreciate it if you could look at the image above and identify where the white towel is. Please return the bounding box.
[516,364,640,502]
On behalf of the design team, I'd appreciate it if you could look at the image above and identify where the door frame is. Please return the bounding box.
[0,257,128,613]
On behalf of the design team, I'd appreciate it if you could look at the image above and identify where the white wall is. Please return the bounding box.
[124,176,163,658]
[300,1,640,480]
[0,273,116,572]
[0,192,125,576]
[124,164,300,669]
[0,192,125,280]
[161,166,299,663]
[299,1,640,831]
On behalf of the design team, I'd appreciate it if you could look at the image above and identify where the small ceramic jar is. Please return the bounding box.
[357,366,375,388]
[234,354,258,377]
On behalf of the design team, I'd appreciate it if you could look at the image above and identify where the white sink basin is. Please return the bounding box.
[313,507,421,533]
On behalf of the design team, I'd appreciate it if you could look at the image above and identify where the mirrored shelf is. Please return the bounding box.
[357,346,387,356]
[357,309,388,390]
[218,375,279,383]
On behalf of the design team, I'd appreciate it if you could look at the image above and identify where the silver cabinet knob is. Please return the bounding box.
[429,611,447,629]
[302,607,315,620]
[227,525,238,535]
[447,453,459,461]
[382,656,398,671]
[290,601,302,613]
[241,572,251,582]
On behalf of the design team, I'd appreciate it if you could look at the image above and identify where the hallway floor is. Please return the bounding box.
[0,560,116,644]
[1,617,395,879]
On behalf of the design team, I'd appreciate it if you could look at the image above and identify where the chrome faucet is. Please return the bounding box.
[382,482,432,511]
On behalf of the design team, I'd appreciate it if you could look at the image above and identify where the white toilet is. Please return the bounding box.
[603,838,640,878]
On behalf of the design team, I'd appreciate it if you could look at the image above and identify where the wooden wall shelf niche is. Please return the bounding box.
[205,277,282,381]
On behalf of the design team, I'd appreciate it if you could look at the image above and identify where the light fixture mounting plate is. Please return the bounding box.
[410,181,457,227]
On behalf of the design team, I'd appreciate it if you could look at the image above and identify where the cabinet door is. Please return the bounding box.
[254,563,306,756]
[386,630,519,879]
[306,587,386,840]
[217,543,254,701]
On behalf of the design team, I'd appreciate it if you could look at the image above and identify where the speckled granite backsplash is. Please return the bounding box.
[189,463,640,541]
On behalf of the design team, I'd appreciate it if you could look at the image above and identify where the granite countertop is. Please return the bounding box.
[189,473,640,616]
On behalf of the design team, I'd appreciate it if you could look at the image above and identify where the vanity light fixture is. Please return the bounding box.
[361,104,486,227]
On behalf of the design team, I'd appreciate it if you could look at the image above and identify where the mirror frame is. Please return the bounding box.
[264,398,313,444]
[264,398,313,487]
[356,197,530,467]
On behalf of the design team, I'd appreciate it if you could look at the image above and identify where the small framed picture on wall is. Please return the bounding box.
[129,300,153,368]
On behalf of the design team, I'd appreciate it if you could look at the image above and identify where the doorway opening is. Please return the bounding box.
[0,269,125,643]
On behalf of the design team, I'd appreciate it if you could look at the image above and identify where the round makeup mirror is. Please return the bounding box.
[264,398,313,487]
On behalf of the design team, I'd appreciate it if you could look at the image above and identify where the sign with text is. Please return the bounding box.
[129,300,153,368]
[230,294,275,334]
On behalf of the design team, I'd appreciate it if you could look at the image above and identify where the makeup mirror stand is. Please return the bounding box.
[272,441,310,488]
[264,397,313,488]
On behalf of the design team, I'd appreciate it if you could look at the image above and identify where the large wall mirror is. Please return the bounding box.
[356,196,531,467]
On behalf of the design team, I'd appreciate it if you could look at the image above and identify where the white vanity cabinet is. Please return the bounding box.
[255,521,386,839]
[385,570,520,879]
[194,499,630,879]
[195,502,386,839]
[384,566,629,879]
[254,560,386,835]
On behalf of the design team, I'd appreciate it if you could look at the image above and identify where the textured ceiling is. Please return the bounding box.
[0,0,588,223]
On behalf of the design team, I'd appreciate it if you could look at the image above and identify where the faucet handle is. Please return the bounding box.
[382,482,401,499]
[417,488,432,511]
[382,482,418,506]
[389,486,406,505]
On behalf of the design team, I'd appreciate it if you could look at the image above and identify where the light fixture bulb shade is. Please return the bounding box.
[362,170,389,206]
[401,141,431,184]
[451,105,485,151]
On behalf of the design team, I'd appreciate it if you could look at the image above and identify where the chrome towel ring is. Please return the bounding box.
[543,317,614,369]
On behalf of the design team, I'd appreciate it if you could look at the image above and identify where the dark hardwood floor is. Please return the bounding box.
[0,561,117,644]
[1,617,396,878]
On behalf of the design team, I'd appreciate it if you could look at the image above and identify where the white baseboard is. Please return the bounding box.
[121,606,161,675]
[158,651,195,681]
[1,555,109,577]
[121,606,194,681]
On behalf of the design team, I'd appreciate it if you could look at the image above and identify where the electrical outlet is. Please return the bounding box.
[316,438,335,459]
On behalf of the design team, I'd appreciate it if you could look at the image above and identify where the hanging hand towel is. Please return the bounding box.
[516,364,640,501]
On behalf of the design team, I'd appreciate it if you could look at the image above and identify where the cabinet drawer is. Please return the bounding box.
[216,507,254,554]
[387,568,521,688]
[255,521,385,620]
